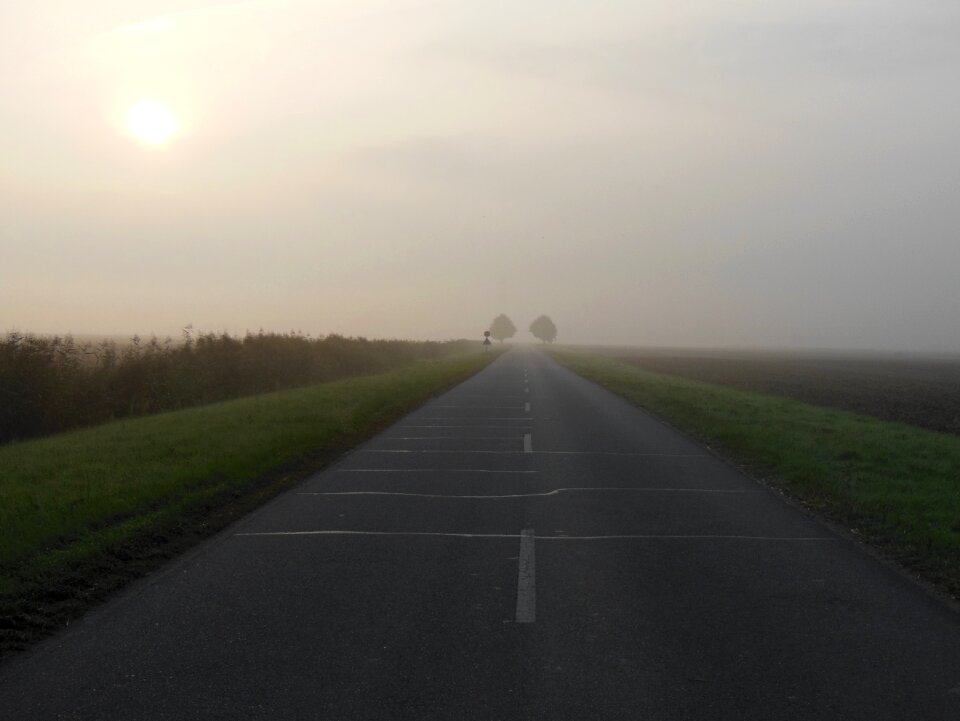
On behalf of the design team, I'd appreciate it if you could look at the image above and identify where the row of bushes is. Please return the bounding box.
[0,330,476,444]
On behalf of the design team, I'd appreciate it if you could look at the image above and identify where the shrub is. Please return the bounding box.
[0,330,475,444]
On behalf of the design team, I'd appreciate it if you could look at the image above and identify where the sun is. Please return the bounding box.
[126,99,178,145]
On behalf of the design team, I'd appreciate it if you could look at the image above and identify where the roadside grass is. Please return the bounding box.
[0,351,499,656]
[552,350,960,598]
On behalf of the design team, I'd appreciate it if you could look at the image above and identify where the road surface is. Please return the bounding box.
[2,349,959,720]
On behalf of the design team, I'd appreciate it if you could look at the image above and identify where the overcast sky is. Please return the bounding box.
[2,0,959,350]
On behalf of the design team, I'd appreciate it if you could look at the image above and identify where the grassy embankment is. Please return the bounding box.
[0,351,499,657]
[552,350,960,598]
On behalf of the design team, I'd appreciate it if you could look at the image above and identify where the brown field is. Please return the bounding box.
[590,347,960,437]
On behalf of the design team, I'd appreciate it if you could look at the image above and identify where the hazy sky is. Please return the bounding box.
[2,1,959,350]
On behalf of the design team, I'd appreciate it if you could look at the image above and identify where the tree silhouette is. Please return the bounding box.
[529,315,558,343]
[489,314,517,343]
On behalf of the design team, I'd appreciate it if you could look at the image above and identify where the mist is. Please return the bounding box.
[2,0,959,351]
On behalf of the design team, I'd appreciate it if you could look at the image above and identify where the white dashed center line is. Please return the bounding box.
[298,487,759,498]
[515,529,536,623]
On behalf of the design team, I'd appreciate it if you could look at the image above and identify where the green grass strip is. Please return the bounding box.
[0,352,498,650]
[552,350,960,597]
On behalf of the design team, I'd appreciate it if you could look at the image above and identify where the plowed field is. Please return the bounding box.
[607,351,960,437]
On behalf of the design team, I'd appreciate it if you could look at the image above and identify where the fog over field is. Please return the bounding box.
[2,1,959,350]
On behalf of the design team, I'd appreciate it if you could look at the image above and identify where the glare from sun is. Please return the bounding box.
[127,99,178,145]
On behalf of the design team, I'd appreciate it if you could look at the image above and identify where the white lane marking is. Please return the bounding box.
[237,531,839,542]
[298,488,760,499]
[515,529,536,623]
[360,450,707,457]
[400,425,533,429]
[534,451,707,456]
[523,434,533,453]
[334,469,540,474]
[524,388,530,394]
[452,393,526,399]
[417,417,533,421]
[361,450,524,455]
[238,530,523,539]
[524,402,531,413]
[380,436,525,441]
[433,405,526,410]
[536,535,839,542]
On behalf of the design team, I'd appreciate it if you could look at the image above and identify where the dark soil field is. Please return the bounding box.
[595,348,960,437]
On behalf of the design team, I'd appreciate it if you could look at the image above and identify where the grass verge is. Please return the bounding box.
[552,350,960,599]
[0,351,499,659]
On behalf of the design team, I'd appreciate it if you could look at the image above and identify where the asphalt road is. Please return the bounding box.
[2,348,959,720]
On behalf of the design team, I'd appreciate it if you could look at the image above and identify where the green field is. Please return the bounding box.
[0,351,498,654]
[552,350,960,598]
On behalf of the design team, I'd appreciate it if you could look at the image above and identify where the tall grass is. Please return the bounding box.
[0,330,475,444]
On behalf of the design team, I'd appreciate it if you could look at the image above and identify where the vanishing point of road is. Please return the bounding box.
[1,349,959,720]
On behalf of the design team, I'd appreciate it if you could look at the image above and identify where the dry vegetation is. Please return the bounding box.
[0,330,475,445]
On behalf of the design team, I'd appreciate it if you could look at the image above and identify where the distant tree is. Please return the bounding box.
[529,315,558,344]
[489,314,517,344]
